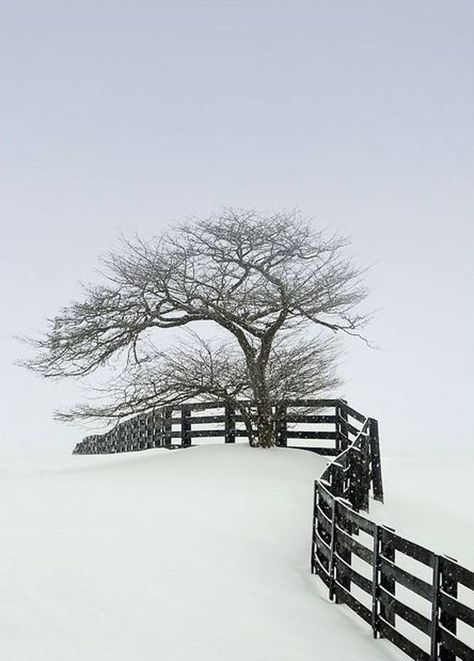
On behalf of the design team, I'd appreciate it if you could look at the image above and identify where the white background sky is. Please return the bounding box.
[0,0,473,457]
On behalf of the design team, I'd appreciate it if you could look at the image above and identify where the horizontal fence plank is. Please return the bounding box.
[442,557,474,591]
[316,508,333,534]
[334,556,372,594]
[315,559,331,588]
[315,532,331,559]
[168,430,225,438]
[345,421,361,436]
[184,415,227,424]
[317,485,336,507]
[379,587,432,636]
[334,583,372,625]
[283,399,340,408]
[336,525,374,564]
[382,528,435,567]
[285,414,337,424]
[439,625,474,661]
[338,505,377,536]
[340,403,367,424]
[379,557,433,601]
[378,618,430,661]
[439,591,474,628]
[286,431,338,440]
[167,401,229,412]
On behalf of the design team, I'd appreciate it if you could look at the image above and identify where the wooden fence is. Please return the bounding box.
[73,398,366,456]
[72,397,473,659]
[312,403,474,661]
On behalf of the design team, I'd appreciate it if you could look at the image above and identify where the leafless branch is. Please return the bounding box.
[21,209,370,447]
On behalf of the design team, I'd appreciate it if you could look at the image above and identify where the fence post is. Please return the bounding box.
[138,414,146,450]
[163,406,173,446]
[315,489,333,584]
[380,526,396,628]
[224,403,236,443]
[430,555,441,660]
[335,502,351,596]
[328,498,338,601]
[371,525,382,638]
[310,480,318,573]
[275,402,287,447]
[130,416,138,451]
[369,418,384,503]
[181,405,192,447]
[124,422,129,452]
[144,412,153,449]
[153,409,162,447]
[360,437,371,512]
[348,448,363,511]
[331,462,344,497]
[439,556,458,661]
[337,400,349,451]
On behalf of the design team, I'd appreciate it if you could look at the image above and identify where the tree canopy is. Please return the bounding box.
[23,209,369,447]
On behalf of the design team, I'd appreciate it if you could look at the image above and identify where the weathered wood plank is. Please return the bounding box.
[381,527,435,567]
[338,505,377,535]
[439,626,474,661]
[334,583,372,625]
[379,557,433,601]
[378,618,430,661]
[439,591,474,628]
[442,557,474,591]
[335,526,374,565]
[334,556,372,594]
[285,430,338,439]
[285,414,337,424]
[379,587,432,635]
[340,402,367,424]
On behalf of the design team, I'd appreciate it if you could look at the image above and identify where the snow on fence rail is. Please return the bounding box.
[72,398,367,456]
[312,402,474,661]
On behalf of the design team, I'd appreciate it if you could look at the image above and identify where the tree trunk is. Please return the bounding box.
[237,402,258,447]
[255,402,274,447]
[253,368,274,448]
[243,344,276,448]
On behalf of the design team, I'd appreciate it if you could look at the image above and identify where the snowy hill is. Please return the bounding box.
[2,445,471,661]
[373,456,474,568]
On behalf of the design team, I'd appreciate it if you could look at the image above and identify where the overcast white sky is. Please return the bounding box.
[1,0,473,457]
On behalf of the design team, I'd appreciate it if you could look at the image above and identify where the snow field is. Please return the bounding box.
[1,445,405,661]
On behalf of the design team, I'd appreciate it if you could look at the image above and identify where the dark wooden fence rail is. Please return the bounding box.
[312,402,474,661]
[73,398,364,456]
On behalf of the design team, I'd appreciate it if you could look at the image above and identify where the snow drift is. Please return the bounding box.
[2,445,472,660]
[1,445,412,661]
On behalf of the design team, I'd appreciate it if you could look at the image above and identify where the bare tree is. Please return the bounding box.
[55,331,341,446]
[22,209,369,447]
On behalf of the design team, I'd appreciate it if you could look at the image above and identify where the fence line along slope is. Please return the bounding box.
[312,403,474,661]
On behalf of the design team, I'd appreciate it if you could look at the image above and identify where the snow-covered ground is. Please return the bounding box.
[1,445,472,661]
[373,456,474,568]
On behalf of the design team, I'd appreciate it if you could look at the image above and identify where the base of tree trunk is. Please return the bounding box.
[251,439,275,448]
